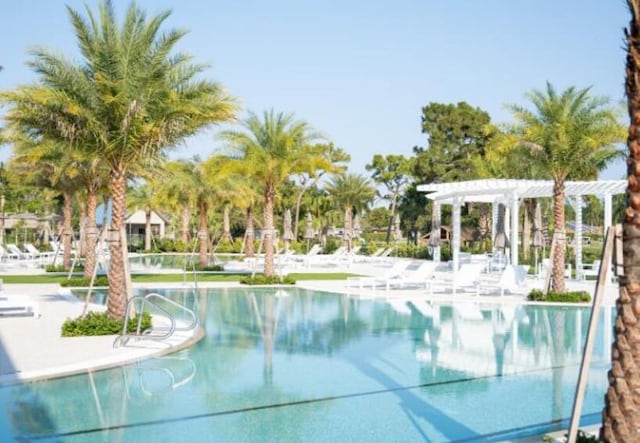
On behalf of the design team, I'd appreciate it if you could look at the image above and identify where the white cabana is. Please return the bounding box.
[417,179,625,279]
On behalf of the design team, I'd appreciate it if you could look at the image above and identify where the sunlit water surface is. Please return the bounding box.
[0,287,613,442]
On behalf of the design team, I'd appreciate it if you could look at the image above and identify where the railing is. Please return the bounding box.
[122,351,197,398]
[113,292,198,348]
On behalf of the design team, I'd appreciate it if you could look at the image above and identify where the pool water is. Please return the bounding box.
[0,287,613,442]
[128,253,237,271]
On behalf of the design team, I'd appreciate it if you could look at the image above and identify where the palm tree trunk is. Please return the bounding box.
[551,178,566,292]
[245,205,255,257]
[180,203,190,244]
[264,188,275,277]
[222,204,232,242]
[602,3,640,440]
[144,207,152,251]
[478,203,491,241]
[344,206,353,251]
[83,190,98,279]
[107,167,128,320]
[198,200,209,268]
[62,190,73,269]
[78,202,87,257]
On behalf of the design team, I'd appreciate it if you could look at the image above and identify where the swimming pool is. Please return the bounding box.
[0,287,612,442]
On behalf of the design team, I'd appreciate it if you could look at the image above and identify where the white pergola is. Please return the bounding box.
[417,179,626,278]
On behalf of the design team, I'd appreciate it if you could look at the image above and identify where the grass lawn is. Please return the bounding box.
[0,272,357,284]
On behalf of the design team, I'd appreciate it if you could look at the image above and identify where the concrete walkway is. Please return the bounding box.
[0,283,203,384]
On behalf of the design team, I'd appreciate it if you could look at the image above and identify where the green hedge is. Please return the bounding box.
[45,264,85,272]
[61,311,152,336]
[527,289,591,303]
[193,264,224,272]
[240,275,296,285]
[60,276,109,287]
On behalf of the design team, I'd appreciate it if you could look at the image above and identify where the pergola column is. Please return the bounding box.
[510,192,519,266]
[452,198,462,273]
[570,196,584,280]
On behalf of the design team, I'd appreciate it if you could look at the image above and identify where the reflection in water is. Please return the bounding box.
[0,289,614,442]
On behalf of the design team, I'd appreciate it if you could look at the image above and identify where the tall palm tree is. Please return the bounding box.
[507,83,623,292]
[219,110,324,276]
[75,154,110,278]
[324,173,376,251]
[2,1,237,319]
[602,1,640,440]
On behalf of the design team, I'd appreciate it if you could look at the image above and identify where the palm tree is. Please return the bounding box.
[8,138,79,269]
[163,154,237,267]
[507,83,623,292]
[292,143,349,239]
[200,154,239,257]
[602,1,640,440]
[160,159,199,246]
[324,173,376,251]
[219,110,324,276]
[128,181,157,252]
[70,152,109,278]
[2,1,237,319]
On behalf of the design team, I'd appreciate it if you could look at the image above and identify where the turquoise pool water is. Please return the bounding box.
[0,287,612,442]
[128,253,237,270]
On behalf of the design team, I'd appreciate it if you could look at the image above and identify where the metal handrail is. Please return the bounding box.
[144,292,198,332]
[113,292,198,348]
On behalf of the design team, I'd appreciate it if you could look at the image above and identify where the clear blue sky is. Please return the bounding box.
[0,0,630,179]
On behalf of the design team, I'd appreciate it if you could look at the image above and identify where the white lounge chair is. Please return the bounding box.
[483,264,529,296]
[365,261,438,291]
[0,245,20,261]
[305,246,350,267]
[24,243,55,260]
[346,260,411,289]
[432,263,486,295]
[386,261,439,291]
[0,295,40,318]
[366,247,395,263]
[7,243,28,260]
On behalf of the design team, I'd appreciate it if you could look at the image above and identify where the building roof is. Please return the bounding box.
[416,179,626,204]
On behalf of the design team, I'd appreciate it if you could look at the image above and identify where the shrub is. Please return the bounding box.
[323,238,341,254]
[527,289,591,303]
[240,274,296,285]
[193,264,224,272]
[61,311,152,336]
[60,276,109,287]
[45,265,67,273]
[215,239,238,253]
[552,430,599,443]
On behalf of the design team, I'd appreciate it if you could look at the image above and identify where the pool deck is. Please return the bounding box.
[0,259,619,442]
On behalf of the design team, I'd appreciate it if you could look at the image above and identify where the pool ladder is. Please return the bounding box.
[113,292,198,348]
